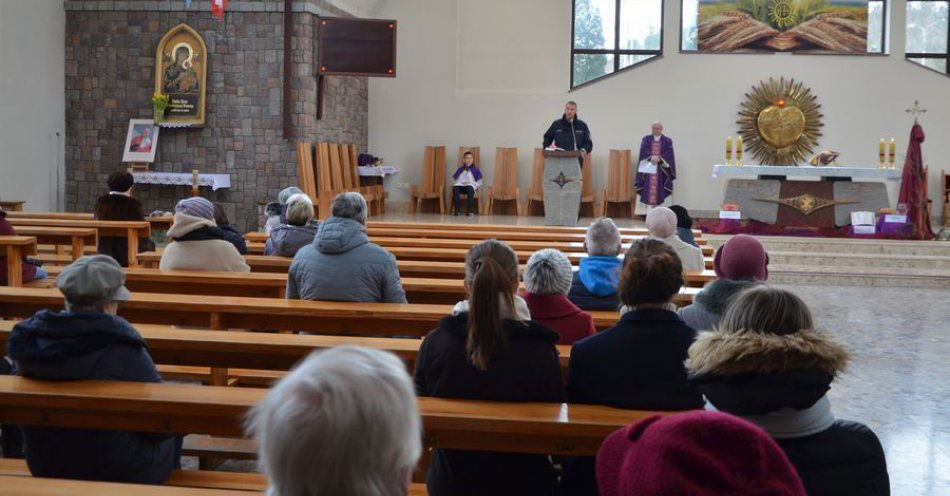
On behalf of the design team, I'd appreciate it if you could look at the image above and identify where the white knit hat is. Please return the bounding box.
[524,249,573,295]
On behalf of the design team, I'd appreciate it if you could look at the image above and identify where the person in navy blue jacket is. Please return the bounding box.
[542,101,593,156]
[559,238,703,495]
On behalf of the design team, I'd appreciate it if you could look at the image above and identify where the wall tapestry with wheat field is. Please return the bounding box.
[695,0,869,53]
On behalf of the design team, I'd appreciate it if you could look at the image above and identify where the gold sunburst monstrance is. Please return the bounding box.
[737,77,823,166]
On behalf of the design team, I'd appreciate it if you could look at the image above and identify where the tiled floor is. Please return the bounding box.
[778,284,950,496]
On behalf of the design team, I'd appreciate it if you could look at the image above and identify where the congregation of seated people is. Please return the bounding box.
[0,188,890,496]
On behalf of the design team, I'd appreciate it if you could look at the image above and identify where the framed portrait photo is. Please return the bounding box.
[122,119,160,163]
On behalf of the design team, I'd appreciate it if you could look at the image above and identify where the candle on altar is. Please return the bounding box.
[878,138,886,168]
[888,138,896,168]
[735,136,743,165]
[726,136,733,165]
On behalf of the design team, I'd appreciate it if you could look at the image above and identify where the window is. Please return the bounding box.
[572,0,664,88]
[680,0,887,54]
[906,0,950,75]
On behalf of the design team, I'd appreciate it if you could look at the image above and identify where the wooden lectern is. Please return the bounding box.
[542,150,583,226]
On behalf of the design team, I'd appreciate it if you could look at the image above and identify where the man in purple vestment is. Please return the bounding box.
[636,122,676,206]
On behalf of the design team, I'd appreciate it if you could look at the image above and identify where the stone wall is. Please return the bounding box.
[64,0,368,230]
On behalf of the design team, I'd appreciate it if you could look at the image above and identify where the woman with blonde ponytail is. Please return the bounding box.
[415,239,563,496]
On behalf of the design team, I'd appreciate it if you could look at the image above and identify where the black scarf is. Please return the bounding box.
[173,225,227,242]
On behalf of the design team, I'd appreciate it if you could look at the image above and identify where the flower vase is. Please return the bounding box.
[153,109,165,124]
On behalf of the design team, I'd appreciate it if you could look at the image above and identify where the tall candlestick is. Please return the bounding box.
[878,138,885,169]
[735,136,743,166]
[888,138,896,169]
[726,136,733,166]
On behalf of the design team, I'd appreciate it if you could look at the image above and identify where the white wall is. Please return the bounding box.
[369,0,948,216]
[0,0,65,211]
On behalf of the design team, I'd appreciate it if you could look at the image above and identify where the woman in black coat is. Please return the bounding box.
[560,238,704,495]
[414,239,564,496]
[94,171,155,266]
[685,286,889,496]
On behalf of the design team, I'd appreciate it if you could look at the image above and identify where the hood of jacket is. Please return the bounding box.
[693,279,760,315]
[685,328,850,415]
[94,193,145,221]
[8,310,145,365]
[314,217,369,255]
[166,212,218,239]
[578,256,622,297]
[270,224,319,252]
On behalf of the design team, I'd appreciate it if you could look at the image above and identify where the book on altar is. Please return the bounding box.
[638,160,657,174]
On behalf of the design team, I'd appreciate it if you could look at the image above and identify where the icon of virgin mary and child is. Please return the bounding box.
[163,43,200,94]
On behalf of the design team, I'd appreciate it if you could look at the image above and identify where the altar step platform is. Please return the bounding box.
[706,235,950,289]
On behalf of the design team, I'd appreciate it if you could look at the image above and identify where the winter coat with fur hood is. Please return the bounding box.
[677,279,759,331]
[94,193,155,267]
[685,328,889,496]
[159,213,250,273]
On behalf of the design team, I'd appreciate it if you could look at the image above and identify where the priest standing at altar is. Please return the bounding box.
[636,121,676,207]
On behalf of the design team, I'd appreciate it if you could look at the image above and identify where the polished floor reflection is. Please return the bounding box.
[778,284,950,496]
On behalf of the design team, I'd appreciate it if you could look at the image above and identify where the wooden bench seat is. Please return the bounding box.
[6,218,150,267]
[367,220,701,236]
[0,321,574,383]
[40,265,710,300]
[3,211,94,220]
[0,286,681,335]
[12,226,98,261]
[136,252,716,284]
[0,376,674,457]
[244,225,706,244]
[0,235,37,287]
[245,236,714,258]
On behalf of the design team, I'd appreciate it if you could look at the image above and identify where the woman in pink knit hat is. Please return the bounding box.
[677,233,769,331]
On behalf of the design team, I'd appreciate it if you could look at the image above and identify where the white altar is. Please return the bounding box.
[712,165,902,181]
[132,172,231,191]
[357,165,399,177]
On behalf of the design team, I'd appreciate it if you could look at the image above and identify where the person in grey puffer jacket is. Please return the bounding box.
[265,193,319,258]
[678,234,768,331]
[287,192,407,303]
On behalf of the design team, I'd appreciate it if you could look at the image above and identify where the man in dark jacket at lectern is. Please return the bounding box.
[542,101,593,160]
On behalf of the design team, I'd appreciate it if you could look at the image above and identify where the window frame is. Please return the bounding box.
[570,0,665,90]
[905,0,950,76]
[677,0,888,55]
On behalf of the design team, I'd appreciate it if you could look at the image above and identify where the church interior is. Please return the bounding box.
[0,0,948,495]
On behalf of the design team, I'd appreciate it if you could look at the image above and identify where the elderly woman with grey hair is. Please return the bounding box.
[247,346,422,496]
[287,192,406,303]
[568,218,624,311]
[520,249,595,344]
[264,193,319,257]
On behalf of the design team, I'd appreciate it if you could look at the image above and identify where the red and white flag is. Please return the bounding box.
[211,0,227,19]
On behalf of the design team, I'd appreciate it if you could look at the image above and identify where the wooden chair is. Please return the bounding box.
[484,147,521,215]
[579,153,599,217]
[524,148,546,216]
[409,146,447,214]
[601,149,638,218]
[346,144,385,215]
[445,146,483,214]
[295,142,318,204]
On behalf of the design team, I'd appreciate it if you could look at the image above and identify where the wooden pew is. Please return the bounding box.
[3,211,94,220]
[134,252,715,287]
[0,235,37,287]
[0,457,428,495]
[0,475,257,496]
[0,321,574,378]
[12,226,98,261]
[6,219,150,267]
[0,201,25,212]
[0,376,674,457]
[367,221,703,237]
[245,226,707,245]
[0,287,693,334]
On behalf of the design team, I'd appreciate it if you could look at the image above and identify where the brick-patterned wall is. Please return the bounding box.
[64,0,368,231]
